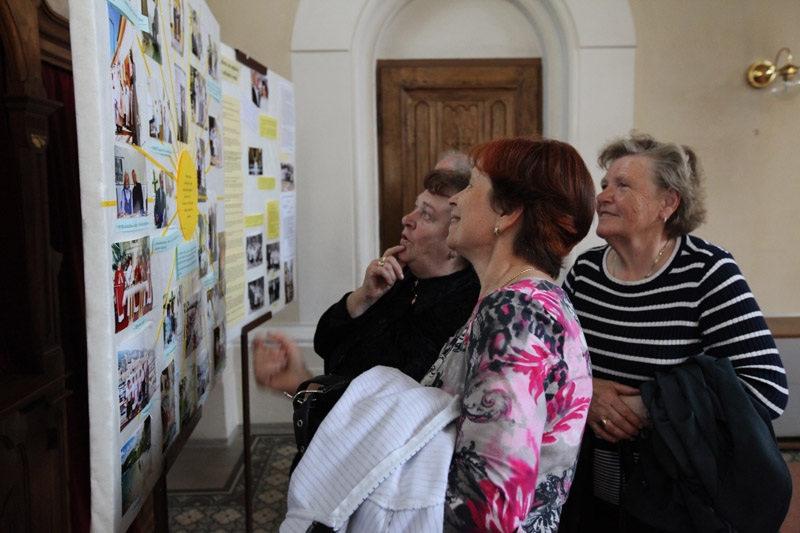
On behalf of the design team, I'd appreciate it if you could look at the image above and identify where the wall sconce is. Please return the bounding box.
[746,47,800,98]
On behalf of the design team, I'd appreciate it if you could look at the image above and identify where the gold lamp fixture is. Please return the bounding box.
[746,47,800,97]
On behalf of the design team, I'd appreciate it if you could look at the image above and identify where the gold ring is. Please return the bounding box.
[599,417,609,429]
[377,256,387,267]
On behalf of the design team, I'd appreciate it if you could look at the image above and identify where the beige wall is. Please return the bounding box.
[208,0,799,317]
[205,0,299,80]
[629,0,800,314]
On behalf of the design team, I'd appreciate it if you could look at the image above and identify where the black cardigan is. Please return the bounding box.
[624,355,792,533]
[313,267,479,382]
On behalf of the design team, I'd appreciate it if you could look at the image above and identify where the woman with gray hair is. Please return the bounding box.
[561,132,788,531]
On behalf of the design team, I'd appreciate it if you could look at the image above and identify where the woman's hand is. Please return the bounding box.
[589,377,649,442]
[346,245,406,318]
[252,331,312,395]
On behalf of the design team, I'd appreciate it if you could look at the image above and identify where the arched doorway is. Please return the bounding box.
[289,0,634,326]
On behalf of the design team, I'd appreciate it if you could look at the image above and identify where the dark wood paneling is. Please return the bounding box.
[377,58,542,252]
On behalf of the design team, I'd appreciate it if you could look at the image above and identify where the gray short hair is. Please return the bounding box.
[598,132,706,237]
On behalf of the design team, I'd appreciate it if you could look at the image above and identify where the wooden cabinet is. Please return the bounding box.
[0,0,77,530]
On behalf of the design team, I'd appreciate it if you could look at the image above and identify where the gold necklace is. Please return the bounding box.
[503,267,538,287]
[612,239,671,279]
[411,280,419,305]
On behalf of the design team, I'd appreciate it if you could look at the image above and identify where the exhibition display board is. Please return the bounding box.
[69,1,295,530]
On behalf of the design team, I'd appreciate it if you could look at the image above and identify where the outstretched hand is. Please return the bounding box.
[252,331,312,395]
[588,377,650,442]
[346,245,406,318]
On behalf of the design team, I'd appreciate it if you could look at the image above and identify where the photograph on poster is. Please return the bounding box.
[196,345,210,402]
[141,0,161,64]
[190,66,207,127]
[197,214,208,278]
[162,288,180,353]
[112,236,153,333]
[209,115,222,167]
[248,146,262,175]
[184,292,202,355]
[196,136,206,197]
[284,259,295,304]
[248,277,265,312]
[207,202,218,262]
[266,241,280,273]
[170,0,183,54]
[213,323,226,375]
[217,232,225,295]
[281,162,295,191]
[250,69,269,108]
[174,64,188,143]
[121,416,153,516]
[153,170,168,228]
[117,329,156,432]
[109,4,140,146]
[245,233,263,268]
[179,352,197,427]
[190,7,202,59]
[147,76,173,144]
[207,38,219,81]
[161,360,177,452]
[268,277,280,305]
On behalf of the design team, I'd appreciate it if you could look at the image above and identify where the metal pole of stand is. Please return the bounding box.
[240,312,272,533]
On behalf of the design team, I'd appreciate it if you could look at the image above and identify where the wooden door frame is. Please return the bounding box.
[376,58,542,251]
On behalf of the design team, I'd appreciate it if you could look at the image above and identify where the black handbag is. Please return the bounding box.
[290,374,352,473]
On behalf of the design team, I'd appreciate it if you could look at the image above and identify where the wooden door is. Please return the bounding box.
[376,58,542,251]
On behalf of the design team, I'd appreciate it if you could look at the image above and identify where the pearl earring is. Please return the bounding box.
[494,226,500,237]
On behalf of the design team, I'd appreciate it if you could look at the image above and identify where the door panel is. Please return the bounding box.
[377,59,542,251]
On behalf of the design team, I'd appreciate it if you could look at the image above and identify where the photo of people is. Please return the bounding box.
[268,277,280,305]
[147,76,173,144]
[213,324,226,375]
[162,289,179,353]
[250,68,268,108]
[190,7,202,58]
[197,214,208,278]
[284,259,295,304]
[184,292,202,355]
[190,66,207,127]
[141,0,161,64]
[109,4,140,146]
[196,345,210,403]
[121,416,153,516]
[112,236,153,333]
[117,329,156,432]
[207,202,218,263]
[115,144,150,221]
[266,242,280,273]
[217,232,226,295]
[281,162,295,191]
[153,170,168,228]
[179,352,197,428]
[160,361,177,452]
[209,116,222,167]
[248,277,265,312]
[196,137,206,197]
[170,0,183,54]
[174,64,188,144]
[207,37,219,81]
[246,233,263,268]
[248,147,262,175]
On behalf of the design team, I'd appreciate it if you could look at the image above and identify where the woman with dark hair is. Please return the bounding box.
[562,132,788,531]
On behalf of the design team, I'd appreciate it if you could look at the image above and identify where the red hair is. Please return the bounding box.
[470,136,595,278]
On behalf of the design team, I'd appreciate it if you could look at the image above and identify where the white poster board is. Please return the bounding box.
[71,0,227,530]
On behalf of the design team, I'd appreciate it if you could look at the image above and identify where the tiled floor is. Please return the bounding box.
[167,429,800,532]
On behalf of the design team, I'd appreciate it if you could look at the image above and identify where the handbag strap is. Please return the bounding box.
[291,375,352,470]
